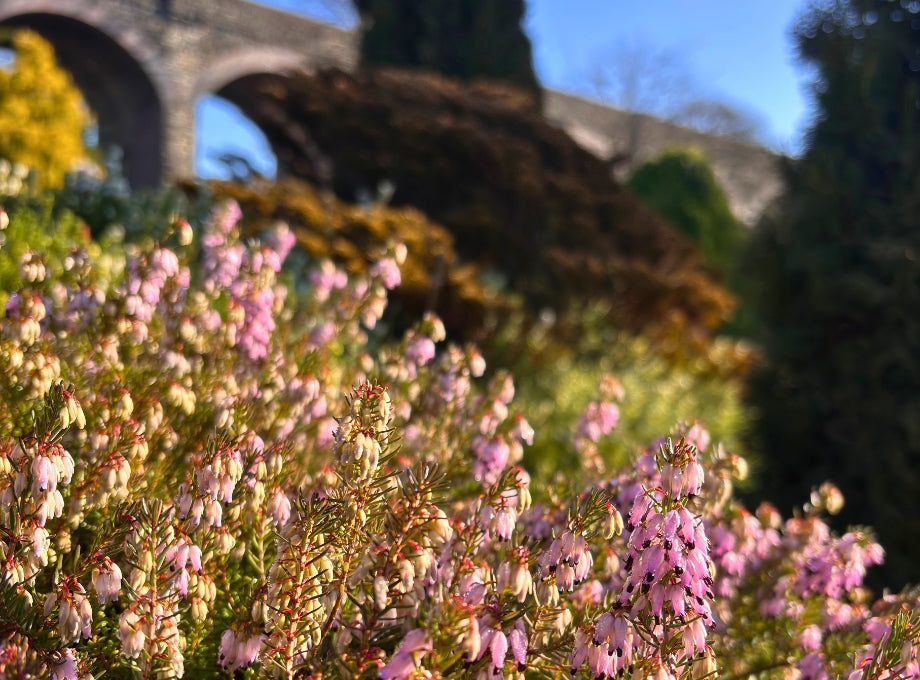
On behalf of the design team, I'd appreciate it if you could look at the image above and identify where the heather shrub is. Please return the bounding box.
[0,197,916,680]
[511,331,749,482]
[196,179,750,485]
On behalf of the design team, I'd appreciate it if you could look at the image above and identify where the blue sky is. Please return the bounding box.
[197,0,815,178]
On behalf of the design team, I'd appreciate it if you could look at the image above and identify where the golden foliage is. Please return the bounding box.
[0,29,90,188]
[206,177,512,335]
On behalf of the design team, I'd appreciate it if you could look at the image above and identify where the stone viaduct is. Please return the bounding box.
[0,0,781,223]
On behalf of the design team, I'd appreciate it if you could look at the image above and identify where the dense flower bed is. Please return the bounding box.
[0,201,916,679]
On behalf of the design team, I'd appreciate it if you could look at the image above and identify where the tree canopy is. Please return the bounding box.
[0,29,90,188]
[353,0,542,105]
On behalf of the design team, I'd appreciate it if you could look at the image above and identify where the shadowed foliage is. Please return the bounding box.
[746,0,920,589]
[354,0,542,106]
[627,148,745,279]
[219,67,734,351]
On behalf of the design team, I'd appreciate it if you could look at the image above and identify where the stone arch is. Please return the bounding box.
[195,47,311,100]
[0,1,165,188]
[195,48,314,180]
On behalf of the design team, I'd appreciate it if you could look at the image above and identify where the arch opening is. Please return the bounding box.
[0,13,163,188]
[196,94,277,182]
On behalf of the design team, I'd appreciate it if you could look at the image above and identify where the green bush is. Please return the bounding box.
[627,148,745,280]
[490,301,752,483]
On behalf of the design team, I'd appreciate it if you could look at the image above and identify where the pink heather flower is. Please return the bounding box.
[268,488,292,526]
[684,422,710,452]
[469,350,486,377]
[35,489,64,526]
[265,223,296,263]
[481,500,516,542]
[801,624,823,653]
[471,435,510,485]
[511,415,535,446]
[864,618,891,644]
[30,525,50,562]
[218,629,262,672]
[570,628,590,673]
[309,260,348,302]
[31,454,56,494]
[496,547,532,602]
[309,321,336,346]
[371,257,401,290]
[799,652,828,680]
[406,336,436,366]
[462,615,481,662]
[379,629,432,679]
[489,629,509,673]
[51,648,78,680]
[218,629,238,670]
[509,620,528,671]
[46,584,92,644]
[378,652,415,680]
[240,634,263,669]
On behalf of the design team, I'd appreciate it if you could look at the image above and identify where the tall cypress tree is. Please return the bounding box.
[353,0,542,105]
[747,0,920,588]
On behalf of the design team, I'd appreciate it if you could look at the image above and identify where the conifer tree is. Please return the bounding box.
[353,0,542,105]
[0,29,90,188]
[747,0,920,588]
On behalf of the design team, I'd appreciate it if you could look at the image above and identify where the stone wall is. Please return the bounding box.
[0,0,783,222]
[544,90,784,226]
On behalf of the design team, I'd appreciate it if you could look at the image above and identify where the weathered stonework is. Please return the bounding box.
[544,90,784,226]
[0,0,781,222]
[0,0,357,187]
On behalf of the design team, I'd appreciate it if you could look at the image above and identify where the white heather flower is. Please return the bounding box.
[30,454,57,495]
[19,251,47,283]
[52,583,92,644]
[59,390,87,430]
[373,574,389,610]
[267,488,291,527]
[30,525,50,563]
[92,558,123,604]
[118,608,146,658]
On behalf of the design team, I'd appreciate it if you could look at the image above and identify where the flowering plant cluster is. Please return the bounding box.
[0,199,916,680]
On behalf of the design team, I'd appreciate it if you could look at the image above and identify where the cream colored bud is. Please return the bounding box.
[191,596,208,622]
[129,567,146,592]
[604,506,624,539]
[692,648,718,680]
[373,575,388,610]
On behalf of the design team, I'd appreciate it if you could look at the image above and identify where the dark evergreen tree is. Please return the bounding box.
[353,0,542,105]
[747,0,920,588]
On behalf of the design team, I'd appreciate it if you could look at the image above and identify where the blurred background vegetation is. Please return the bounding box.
[1,0,919,588]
